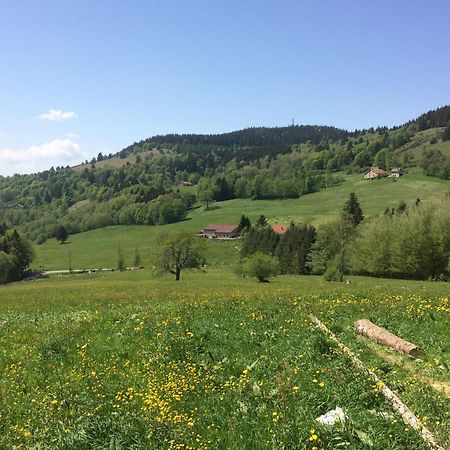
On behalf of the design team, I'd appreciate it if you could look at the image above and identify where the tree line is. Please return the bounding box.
[239,195,450,281]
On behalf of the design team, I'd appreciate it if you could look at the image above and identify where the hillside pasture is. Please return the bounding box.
[33,170,450,271]
[0,271,449,449]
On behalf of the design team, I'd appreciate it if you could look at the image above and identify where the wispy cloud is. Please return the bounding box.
[0,138,84,175]
[37,108,78,122]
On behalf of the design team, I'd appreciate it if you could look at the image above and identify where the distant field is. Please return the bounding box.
[33,169,450,271]
[0,270,449,449]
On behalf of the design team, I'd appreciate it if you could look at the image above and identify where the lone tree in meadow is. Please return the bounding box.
[133,246,141,268]
[55,225,68,244]
[243,251,279,282]
[157,231,206,281]
[117,246,126,271]
[342,192,364,227]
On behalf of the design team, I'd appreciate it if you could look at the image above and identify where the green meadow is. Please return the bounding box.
[33,170,450,271]
[0,270,449,449]
[3,169,449,449]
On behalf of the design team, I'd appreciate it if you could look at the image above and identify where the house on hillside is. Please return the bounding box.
[271,224,288,235]
[389,167,403,178]
[199,224,239,239]
[363,166,388,180]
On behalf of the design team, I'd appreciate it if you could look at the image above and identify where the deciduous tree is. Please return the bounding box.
[157,232,206,281]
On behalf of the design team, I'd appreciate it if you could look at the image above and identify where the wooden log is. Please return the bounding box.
[355,319,421,358]
[309,315,445,450]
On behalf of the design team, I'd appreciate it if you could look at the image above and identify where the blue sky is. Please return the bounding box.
[0,0,449,175]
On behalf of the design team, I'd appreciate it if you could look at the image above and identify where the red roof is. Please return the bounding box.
[272,224,288,234]
[203,224,238,234]
[371,166,387,175]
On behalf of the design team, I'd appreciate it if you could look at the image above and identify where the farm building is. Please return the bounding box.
[389,167,403,177]
[363,166,388,180]
[199,224,239,239]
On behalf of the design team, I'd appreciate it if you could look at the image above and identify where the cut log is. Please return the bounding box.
[309,315,444,450]
[355,319,421,358]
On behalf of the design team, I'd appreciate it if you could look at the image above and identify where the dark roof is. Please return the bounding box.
[203,224,238,233]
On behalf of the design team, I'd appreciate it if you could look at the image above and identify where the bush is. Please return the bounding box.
[243,252,279,282]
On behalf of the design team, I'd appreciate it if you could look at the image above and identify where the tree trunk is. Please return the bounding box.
[355,319,421,358]
[175,266,181,281]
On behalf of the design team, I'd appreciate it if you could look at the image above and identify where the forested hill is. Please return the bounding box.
[0,105,450,244]
[118,105,450,158]
[124,124,350,150]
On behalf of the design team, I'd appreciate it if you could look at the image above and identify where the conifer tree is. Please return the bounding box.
[255,215,268,227]
[342,193,364,227]
[237,214,251,233]
[55,225,68,244]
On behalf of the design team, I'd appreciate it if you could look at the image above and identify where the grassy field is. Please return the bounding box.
[0,270,449,449]
[33,170,450,271]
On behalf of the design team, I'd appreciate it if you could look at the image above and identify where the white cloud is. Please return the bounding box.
[37,108,78,122]
[0,138,84,175]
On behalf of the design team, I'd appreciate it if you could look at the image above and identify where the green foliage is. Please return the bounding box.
[237,214,251,233]
[312,218,355,280]
[351,202,450,279]
[117,246,125,272]
[1,107,449,244]
[157,232,206,280]
[133,246,141,268]
[0,228,34,283]
[275,224,316,274]
[342,192,364,226]
[421,149,450,179]
[240,226,279,258]
[55,225,68,244]
[196,177,216,209]
[242,251,279,282]
[443,123,450,141]
[255,214,268,226]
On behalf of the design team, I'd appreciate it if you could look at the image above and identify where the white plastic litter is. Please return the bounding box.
[315,407,347,425]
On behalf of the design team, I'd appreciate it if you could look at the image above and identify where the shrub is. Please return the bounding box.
[243,252,279,282]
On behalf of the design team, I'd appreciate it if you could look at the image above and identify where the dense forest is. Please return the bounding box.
[0,105,449,243]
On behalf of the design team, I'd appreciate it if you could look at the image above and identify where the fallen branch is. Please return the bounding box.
[309,314,445,450]
[355,319,421,358]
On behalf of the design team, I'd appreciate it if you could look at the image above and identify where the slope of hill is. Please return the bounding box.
[1,105,450,247]
[32,169,449,270]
